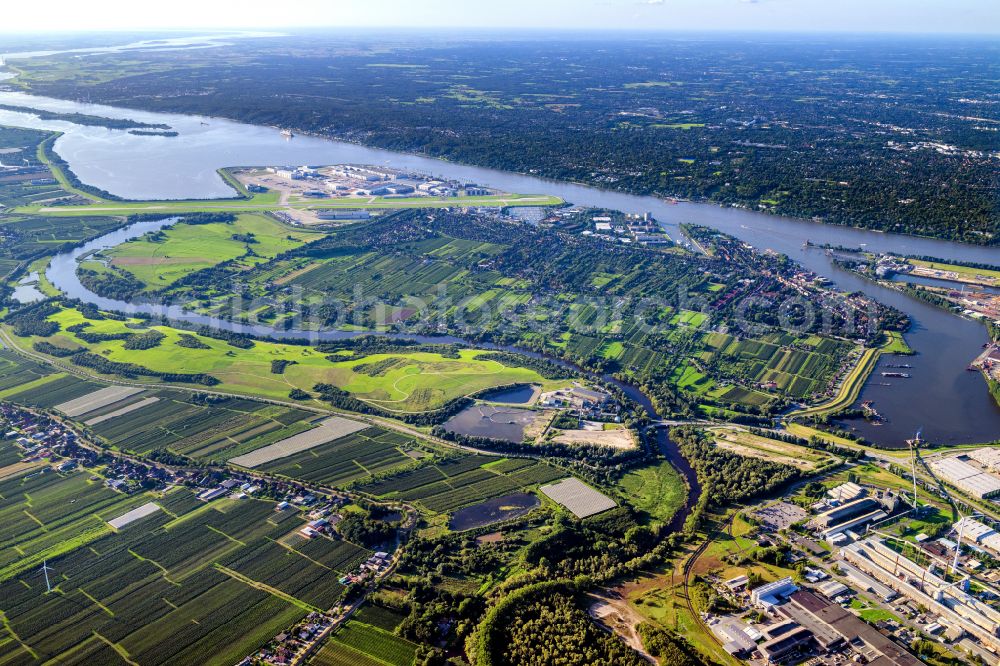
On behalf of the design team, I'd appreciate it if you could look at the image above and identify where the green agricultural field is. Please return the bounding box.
[355,454,564,517]
[328,620,418,666]
[84,390,318,461]
[310,641,389,666]
[617,459,687,525]
[0,482,349,666]
[0,466,148,582]
[253,427,424,487]
[15,304,569,412]
[0,349,58,395]
[787,348,879,418]
[103,213,317,289]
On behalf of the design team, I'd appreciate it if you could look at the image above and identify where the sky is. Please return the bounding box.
[1,0,998,35]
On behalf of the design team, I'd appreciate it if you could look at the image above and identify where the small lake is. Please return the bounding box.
[479,384,537,404]
[11,272,44,303]
[442,405,537,443]
[449,492,540,531]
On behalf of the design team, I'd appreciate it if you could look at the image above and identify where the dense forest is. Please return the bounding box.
[9,34,998,243]
[671,426,801,505]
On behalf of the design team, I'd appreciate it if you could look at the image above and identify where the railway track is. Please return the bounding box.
[680,513,737,654]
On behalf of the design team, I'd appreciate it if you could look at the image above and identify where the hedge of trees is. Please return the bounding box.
[70,351,219,385]
[5,301,61,337]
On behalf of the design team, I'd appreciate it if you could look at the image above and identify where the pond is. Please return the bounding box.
[442,404,537,443]
[448,492,540,531]
[479,384,537,405]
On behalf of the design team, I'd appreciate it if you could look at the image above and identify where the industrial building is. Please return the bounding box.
[750,577,798,609]
[328,165,396,181]
[837,561,898,602]
[827,481,866,504]
[929,456,1000,499]
[841,536,1000,652]
[713,621,757,657]
[816,580,850,599]
[757,625,813,662]
[317,210,371,221]
[811,497,889,536]
[814,498,879,528]
[955,517,1000,558]
[775,590,921,665]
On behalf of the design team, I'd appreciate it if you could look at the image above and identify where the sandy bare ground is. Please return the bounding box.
[475,532,504,545]
[713,439,816,470]
[552,426,635,450]
[523,409,556,440]
[0,460,44,482]
[587,592,657,663]
[273,262,323,285]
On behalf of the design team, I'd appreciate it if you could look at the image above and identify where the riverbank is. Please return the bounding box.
[787,348,881,420]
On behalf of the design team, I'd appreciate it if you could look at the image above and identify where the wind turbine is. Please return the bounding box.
[906,429,922,512]
[952,511,985,575]
[40,560,54,593]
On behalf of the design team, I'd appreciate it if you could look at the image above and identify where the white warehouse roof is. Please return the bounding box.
[930,457,1000,498]
[931,457,983,481]
[955,517,996,544]
[828,482,866,503]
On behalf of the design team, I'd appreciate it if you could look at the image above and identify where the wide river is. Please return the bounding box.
[0,74,997,446]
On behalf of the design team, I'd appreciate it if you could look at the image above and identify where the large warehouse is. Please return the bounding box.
[929,456,1000,499]
[841,537,1000,653]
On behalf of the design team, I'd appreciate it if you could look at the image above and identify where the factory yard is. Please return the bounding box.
[235,164,500,203]
[550,422,636,450]
[669,459,1000,666]
[908,258,1000,289]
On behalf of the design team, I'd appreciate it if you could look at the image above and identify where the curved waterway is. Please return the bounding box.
[45,217,700,524]
[3,86,998,445]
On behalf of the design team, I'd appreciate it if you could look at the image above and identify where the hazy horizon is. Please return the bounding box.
[1,0,998,36]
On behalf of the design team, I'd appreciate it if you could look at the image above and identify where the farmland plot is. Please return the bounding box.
[54,385,144,417]
[356,453,567,516]
[255,427,418,487]
[0,485,339,666]
[229,416,367,468]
